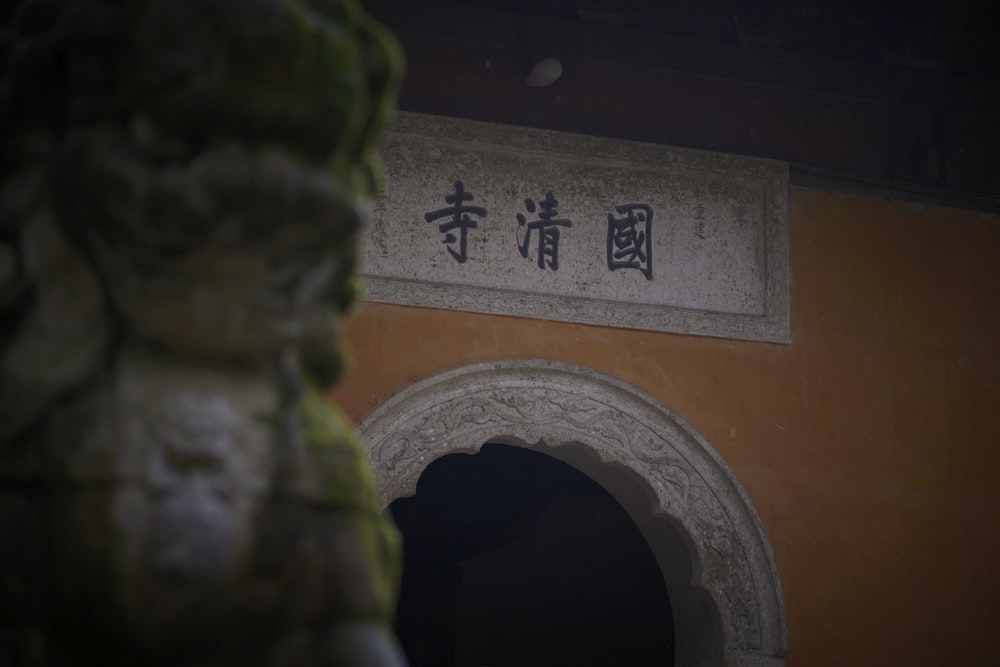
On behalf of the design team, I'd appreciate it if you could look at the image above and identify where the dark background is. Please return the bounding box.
[365,0,1000,207]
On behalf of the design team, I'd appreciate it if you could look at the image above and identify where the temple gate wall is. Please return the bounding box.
[334,186,1000,666]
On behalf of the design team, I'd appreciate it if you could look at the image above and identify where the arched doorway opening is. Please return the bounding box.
[360,360,787,667]
[390,442,674,667]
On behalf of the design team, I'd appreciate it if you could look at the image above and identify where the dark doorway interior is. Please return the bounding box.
[389,443,674,667]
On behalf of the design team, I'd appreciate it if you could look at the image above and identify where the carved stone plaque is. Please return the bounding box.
[360,112,789,343]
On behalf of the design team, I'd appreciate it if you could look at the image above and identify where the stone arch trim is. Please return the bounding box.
[358,359,787,666]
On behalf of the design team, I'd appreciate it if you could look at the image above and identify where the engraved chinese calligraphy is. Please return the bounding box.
[607,203,653,280]
[424,181,486,264]
[516,191,573,271]
[362,112,790,342]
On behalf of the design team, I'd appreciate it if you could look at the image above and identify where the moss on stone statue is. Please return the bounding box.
[298,382,380,511]
[1,0,407,664]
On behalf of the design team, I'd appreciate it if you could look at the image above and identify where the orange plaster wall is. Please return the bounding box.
[331,188,1000,666]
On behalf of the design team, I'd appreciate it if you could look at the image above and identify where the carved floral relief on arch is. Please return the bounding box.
[358,360,787,666]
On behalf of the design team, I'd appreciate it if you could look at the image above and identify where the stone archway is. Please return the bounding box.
[358,360,787,667]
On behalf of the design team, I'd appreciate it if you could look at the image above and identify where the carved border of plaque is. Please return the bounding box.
[359,360,787,667]
[360,112,790,344]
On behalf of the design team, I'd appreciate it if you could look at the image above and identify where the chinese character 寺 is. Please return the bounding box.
[424,180,486,264]
[516,191,573,271]
[607,202,653,280]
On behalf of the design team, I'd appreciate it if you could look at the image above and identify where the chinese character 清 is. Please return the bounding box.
[516,191,573,271]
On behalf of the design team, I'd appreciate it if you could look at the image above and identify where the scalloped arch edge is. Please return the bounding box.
[359,359,787,665]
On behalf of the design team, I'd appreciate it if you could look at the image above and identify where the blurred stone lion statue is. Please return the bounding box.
[0,1,406,665]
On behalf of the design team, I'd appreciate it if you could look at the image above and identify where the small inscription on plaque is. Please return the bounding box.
[360,112,789,343]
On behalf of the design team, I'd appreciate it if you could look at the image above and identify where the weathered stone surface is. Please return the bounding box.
[0,213,110,444]
[361,111,790,343]
[0,0,405,664]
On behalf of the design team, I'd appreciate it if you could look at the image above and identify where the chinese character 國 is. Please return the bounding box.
[607,202,653,280]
